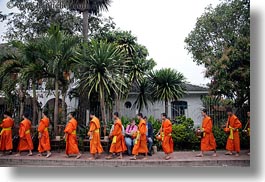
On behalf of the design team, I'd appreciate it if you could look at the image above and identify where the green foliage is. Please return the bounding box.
[212,126,227,149]
[172,116,200,150]
[201,95,234,126]
[149,68,186,115]
[185,0,250,108]
[1,0,115,41]
[133,77,153,112]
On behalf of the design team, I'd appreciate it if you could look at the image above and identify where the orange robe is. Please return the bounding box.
[132,119,148,155]
[64,118,79,155]
[109,118,127,153]
[18,119,34,151]
[38,116,51,153]
[201,116,216,151]
[161,119,174,154]
[0,117,14,151]
[226,114,242,153]
[89,117,103,154]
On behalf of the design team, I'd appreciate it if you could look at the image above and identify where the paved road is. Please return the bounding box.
[0,150,250,167]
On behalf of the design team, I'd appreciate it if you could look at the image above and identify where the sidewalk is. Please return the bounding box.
[0,150,250,167]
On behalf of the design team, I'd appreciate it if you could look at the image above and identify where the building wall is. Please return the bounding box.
[119,93,206,127]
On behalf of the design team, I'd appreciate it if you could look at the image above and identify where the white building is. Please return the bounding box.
[119,84,208,126]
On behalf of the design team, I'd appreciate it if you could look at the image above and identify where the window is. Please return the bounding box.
[171,101,188,119]
[124,101,132,109]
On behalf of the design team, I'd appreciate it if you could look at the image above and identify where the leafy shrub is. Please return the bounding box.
[172,116,200,150]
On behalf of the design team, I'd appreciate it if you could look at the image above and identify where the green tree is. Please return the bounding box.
[1,0,115,41]
[149,68,186,116]
[75,40,128,136]
[38,25,79,135]
[184,0,250,108]
[94,30,156,112]
[0,41,49,124]
[67,0,111,41]
[2,0,82,41]
[133,77,153,113]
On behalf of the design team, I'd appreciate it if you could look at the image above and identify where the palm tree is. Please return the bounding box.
[39,25,80,135]
[0,41,50,125]
[67,0,111,41]
[75,39,127,136]
[133,77,153,113]
[149,68,187,116]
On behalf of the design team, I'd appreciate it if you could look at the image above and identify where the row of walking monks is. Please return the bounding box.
[0,108,250,160]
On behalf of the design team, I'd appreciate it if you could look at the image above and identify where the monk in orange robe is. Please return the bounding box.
[106,112,127,159]
[196,109,217,157]
[225,107,242,157]
[130,113,148,160]
[160,113,174,160]
[64,112,81,159]
[37,110,52,158]
[15,112,33,156]
[0,111,14,156]
[88,112,103,160]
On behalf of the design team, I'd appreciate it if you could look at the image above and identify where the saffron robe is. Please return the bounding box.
[0,117,14,151]
[132,119,148,155]
[109,118,127,153]
[64,118,80,155]
[161,119,174,154]
[89,116,103,154]
[18,119,34,151]
[38,116,51,153]
[226,114,242,153]
[201,116,216,151]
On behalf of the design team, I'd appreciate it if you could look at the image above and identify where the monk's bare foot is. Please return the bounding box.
[65,155,70,158]
[225,152,232,155]
[88,157,95,160]
[196,153,203,157]
[142,157,148,160]
[27,152,33,156]
[105,155,114,160]
[165,156,171,160]
[76,154,81,159]
[37,153,42,157]
[235,153,239,157]
[130,156,137,160]
[46,152,52,158]
[117,155,122,159]
[7,151,12,155]
[15,153,21,157]
[212,153,217,157]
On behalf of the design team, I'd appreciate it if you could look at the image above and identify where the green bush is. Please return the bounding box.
[172,116,200,150]
[212,126,227,149]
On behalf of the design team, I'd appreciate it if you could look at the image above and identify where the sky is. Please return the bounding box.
[0,0,221,86]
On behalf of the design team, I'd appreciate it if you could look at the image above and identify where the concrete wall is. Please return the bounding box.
[119,93,206,127]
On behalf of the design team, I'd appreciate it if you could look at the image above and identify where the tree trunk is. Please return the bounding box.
[99,89,107,137]
[82,10,89,42]
[54,80,59,136]
[32,81,37,126]
[18,83,25,119]
[61,91,67,124]
[165,99,168,117]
